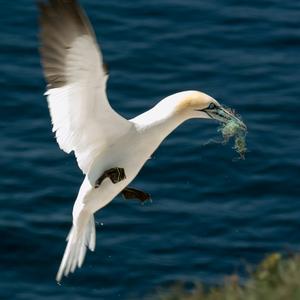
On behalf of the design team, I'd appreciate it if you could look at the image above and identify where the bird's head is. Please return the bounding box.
[175,91,246,129]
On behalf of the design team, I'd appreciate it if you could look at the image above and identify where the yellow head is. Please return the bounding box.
[167,90,245,128]
[174,91,219,118]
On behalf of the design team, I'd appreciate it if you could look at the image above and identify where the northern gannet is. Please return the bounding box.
[38,0,246,282]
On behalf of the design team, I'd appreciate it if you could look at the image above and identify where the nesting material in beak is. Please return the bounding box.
[218,111,247,159]
[203,103,247,158]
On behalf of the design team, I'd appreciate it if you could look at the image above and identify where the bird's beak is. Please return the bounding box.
[204,105,247,130]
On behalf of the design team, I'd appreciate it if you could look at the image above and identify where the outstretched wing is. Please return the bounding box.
[39,0,131,174]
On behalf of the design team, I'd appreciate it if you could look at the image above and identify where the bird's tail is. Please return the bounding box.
[56,213,96,282]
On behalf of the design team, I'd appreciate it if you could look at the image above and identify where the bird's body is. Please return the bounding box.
[57,91,198,280]
[75,91,192,215]
[38,0,246,282]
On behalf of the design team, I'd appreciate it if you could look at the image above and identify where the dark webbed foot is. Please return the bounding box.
[95,167,126,188]
[121,187,151,203]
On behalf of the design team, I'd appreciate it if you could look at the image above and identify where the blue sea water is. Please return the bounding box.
[1,0,300,299]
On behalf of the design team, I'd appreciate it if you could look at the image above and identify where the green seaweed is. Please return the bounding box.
[218,119,247,159]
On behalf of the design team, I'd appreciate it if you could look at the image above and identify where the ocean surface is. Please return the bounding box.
[1,0,300,299]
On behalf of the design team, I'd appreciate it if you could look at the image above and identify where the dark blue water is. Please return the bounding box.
[1,1,300,299]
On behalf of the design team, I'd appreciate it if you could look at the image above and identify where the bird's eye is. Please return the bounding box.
[208,103,216,110]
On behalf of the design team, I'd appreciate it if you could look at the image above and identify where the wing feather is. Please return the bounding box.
[39,0,131,173]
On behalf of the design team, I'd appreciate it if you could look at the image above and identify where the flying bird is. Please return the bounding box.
[38,0,246,282]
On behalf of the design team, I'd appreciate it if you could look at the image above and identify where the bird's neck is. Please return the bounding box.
[131,98,188,149]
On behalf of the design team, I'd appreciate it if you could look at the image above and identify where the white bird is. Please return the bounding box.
[38,0,245,282]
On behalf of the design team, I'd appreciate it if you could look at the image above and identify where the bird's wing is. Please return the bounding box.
[39,0,131,174]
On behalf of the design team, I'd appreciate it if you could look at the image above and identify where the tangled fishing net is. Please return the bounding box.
[218,115,247,159]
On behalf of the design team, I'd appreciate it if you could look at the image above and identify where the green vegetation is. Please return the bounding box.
[218,119,247,159]
[153,253,300,300]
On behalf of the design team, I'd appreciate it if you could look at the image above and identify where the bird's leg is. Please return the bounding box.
[121,187,151,203]
[95,167,126,188]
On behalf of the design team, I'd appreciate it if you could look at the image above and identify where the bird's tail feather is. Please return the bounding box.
[56,214,96,282]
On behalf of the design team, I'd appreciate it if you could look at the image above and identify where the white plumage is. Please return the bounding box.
[40,1,131,174]
[38,0,245,282]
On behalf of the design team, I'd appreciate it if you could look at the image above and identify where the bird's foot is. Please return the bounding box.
[121,187,151,203]
[95,167,126,188]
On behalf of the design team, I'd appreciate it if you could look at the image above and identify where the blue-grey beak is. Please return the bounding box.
[204,105,247,130]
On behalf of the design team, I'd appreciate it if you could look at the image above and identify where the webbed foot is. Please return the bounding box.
[95,167,126,188]
[121,187,151,203]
